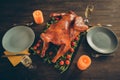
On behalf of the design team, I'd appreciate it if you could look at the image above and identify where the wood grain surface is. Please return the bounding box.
[0,0,120,80]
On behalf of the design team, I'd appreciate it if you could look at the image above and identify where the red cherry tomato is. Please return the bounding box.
[59,60,64,66]
[69,48,74,53]
[36,43,40,47]
[55,17,60,20]
[71,41,76,47]
[65,60,70,65]
[49,52,53,55]
[36,50,40,54]
[33,46,37,50]
[66,55,71,59]
[74,37,79,41]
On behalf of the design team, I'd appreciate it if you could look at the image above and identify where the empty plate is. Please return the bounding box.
[86,27,118,54]
[2,26,35,53]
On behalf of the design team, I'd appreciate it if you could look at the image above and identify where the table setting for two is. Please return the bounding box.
[0,5,119,76]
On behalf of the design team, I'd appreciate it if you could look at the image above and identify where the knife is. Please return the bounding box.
[1,54,30,58]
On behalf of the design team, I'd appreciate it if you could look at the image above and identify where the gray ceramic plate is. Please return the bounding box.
[86,27,118,54]
[2,26,35,53]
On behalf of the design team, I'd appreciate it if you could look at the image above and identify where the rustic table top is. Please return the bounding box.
[0,0,120,80]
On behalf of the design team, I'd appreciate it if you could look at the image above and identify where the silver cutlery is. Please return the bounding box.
[1,54,30,58]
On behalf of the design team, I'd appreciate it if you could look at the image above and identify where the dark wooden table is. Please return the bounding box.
[0,0,120,80]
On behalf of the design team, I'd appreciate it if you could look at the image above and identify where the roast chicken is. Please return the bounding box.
[40,11,88,63]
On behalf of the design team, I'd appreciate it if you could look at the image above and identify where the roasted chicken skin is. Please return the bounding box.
[40,11,88,63]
